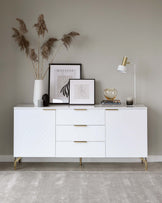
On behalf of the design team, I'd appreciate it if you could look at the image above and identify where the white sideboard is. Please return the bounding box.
[14,105,147,169]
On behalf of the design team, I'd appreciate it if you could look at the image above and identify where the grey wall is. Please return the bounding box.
[0,0,162,155]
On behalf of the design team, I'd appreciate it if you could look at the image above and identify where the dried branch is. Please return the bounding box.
[68,31,80,38]
[16,18,28,34]
[29,49,38,62]
[61,32,80,49]
[42,42,62,80]
[31,60,37,79]
[41,38,58,59]
[34,14,48,37]
[12,28,29,55]
[29,49,38,78]
[50,41,63,63]
[12,15,80,80]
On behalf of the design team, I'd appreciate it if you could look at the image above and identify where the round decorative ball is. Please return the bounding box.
[104,88,118,100]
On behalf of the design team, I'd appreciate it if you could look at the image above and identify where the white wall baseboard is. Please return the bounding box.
[147,155,162,162]
[1,155,162,163]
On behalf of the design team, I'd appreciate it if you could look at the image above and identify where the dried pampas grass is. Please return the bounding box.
[30,49,38,62]
[34,14,48,37]
[62,32,80,49]
[12,28,29,55]
[16,18,28,34]
[41,38,58,59]
[12,14,80,79]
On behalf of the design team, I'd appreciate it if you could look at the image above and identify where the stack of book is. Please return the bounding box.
[101,99,121,105]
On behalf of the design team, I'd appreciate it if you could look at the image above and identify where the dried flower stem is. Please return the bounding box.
[12,15,80,80]
[50,41,62,63]
[16,18,28,34]
[34,61,38,79]
[38,38,40,79]
[42,65,49,80]
[41,57,43,79]
[31,60,37,79]
[42,42,63,80]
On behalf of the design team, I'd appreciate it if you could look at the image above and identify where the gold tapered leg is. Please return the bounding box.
[80,158,82,167]
[14,157,21,170]
[144,158,148,171]
[141,158,147,171]
[141,158,144,164]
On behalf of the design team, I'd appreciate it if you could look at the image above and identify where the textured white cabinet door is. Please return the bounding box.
[106,110,147,157]
[14,109,55,157]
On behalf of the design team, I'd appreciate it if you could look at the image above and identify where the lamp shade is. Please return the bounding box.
[117,56,129,73]
[117,65,127,73]
[116,56,136,105]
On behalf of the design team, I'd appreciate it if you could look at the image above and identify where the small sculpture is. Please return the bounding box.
[104,88,118,101]
[42,94,49,106]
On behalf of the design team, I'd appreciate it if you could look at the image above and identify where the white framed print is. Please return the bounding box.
[48,64,81,104]
[69,79,95,104]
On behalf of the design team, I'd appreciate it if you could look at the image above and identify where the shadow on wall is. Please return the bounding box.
[95,80,103,103]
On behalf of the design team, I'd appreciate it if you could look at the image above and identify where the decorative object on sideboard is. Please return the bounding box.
[42,94,49,106]
[69,79,95,105]
[116,56,136,105]
[126,97,133,105]
[101,99,121,105]
[33,80,43,106]
[38,99,43,107]
[49,64,81,104]
[104,88,118,100]
[12,15,80,106]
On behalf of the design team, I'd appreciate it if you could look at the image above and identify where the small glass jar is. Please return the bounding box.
[126,97,133,105]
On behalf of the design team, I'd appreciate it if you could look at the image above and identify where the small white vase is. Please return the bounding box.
[33,80,44,106]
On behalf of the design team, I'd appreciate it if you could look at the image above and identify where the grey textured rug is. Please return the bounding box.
[0,171,162,203]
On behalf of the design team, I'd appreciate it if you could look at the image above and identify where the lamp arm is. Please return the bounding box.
[128,63,136,104]
[132,64,136,105]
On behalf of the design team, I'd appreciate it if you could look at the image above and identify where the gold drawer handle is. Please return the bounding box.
[74,125,87,127]
[74,109,87,111]
[74,141,87,143]
[43,109,56,111]
[106,109,118,111]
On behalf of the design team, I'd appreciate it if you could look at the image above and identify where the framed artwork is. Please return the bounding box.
[69,79,95,105]
[48,64,81,104]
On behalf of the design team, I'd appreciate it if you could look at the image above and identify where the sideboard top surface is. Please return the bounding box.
[14,104,147,110]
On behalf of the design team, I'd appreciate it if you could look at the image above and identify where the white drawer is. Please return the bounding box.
[56,126,105,141]
[56,109,105,125]
[56,142,105,157]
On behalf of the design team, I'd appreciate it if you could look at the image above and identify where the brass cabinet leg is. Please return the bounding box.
[14,157,22,170]
[141,158,144,164]
[80,158,82,167]
[141,158,147,171]
[144,158,148,171]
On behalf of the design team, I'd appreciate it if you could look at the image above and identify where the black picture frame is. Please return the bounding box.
[69,79,95,105]
[48,63,81,104]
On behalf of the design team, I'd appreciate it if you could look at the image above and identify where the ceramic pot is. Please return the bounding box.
[33,80,44,106]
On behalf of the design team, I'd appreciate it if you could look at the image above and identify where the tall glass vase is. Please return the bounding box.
[33,80,44,106]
